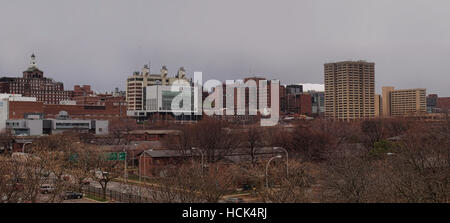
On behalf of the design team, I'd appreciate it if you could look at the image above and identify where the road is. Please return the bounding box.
[87,180,158,202]
[37,194,98,203]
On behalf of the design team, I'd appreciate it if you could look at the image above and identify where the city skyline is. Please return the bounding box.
[1,0,450,95]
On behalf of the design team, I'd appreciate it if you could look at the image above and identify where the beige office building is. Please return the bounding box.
[324,61,375,120]
[381,87,426,116]
[126,65,190,111]
[374,94,382,117]
[382,86,395,116]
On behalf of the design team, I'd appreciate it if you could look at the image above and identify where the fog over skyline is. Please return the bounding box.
[1,0,450,95]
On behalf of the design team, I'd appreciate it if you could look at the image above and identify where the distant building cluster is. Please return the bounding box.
[322,60,446,120]
[3,54,448,133]
[125,64,324,123]
[0,54,129,136]
[0,54,71,104]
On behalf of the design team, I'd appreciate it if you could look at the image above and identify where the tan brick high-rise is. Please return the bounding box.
[324,61,375,120]
[381,87,426,116]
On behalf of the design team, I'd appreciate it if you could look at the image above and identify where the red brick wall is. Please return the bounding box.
[8,101,44,119]
[437,97,450,111]
[139,155,192,177]
[72,94,126,106]
[72,85,93,97]
[43,104,127,120]
[300,94,312,115]
[127,133,160,142]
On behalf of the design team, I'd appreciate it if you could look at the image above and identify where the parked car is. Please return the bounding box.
[40,184,56,194]
[81,179,90,185]
[61,191,83,200]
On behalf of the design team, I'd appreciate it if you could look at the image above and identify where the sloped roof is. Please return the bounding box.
[143,149,192,158]
[24,67,43,73]
[129,130,181,135]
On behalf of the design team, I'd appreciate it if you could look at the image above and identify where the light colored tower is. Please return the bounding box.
[324,61,375,120]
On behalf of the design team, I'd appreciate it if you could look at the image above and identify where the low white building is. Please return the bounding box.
[0,94,37,132]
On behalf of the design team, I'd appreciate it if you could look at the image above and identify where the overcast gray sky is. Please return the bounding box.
[1,0,449,95]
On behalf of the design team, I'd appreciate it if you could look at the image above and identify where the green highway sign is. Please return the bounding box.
[69,153,79,161]
[119,152,126,161]
[107,152,126,161]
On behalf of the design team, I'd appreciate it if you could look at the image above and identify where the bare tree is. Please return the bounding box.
[244,126,264,165]
[258,161,315,203]
[322,154,374,203]
[91,150,122,199]
[108,118,140,145]
[385,122,450,202]
[189,119,239,163]
[144,163,236,203]
[0,131,14,153]
[65,143,98,193]
[0,157,26,203]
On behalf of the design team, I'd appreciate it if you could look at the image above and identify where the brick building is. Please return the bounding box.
[436,97,450,113]
[280,85,312,116]
[214,77,280,116]
[43,103,127,120]
[7,101,44,119]
[0,54,71,104]
[5,100,126,121]
[206,77,280,124]
[72,85,94,97]
[138,147,283,177]
[126,130,180,142]
[72,93,126,106]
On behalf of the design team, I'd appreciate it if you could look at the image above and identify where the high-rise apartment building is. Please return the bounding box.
[324,61,375,120]
[382,86,395,116]
[382,87,426,116]
[126,65,190,111]
[375,94,382,117]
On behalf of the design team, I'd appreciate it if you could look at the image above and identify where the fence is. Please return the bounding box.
[76,185,151,203]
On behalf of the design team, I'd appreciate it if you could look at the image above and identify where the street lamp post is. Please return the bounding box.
[266,155,282,189]
[192,147,204,176]
[123,148,128,183]
[132,143,138,169]
[274,147,289,177]
[139,153,143,182]
[22,142,32,153]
